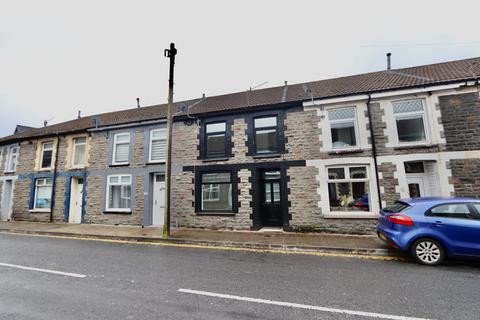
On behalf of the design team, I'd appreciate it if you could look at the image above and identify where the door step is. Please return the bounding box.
[257,227,284,233]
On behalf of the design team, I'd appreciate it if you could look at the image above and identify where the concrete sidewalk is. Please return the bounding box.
[0,221,390,256]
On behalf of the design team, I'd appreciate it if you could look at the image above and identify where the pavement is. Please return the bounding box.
[1,232,479,320]
[0,221,389,256]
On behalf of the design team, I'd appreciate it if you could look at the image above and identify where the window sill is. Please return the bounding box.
[196,212,236,217]
[252,153,282,159]
[109,163,130,167]
[37,168,53,172]
[147,161,166,165]
[201,157,230,162]
[324,212,378,219]
[104,210,132,214]
[327,148,365,155]
[3,171,16,174]
[29,209,51,213]
[393,143,439,151]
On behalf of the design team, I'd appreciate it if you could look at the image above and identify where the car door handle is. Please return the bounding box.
[432,221,443,227]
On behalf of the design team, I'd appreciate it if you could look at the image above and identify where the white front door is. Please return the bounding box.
[69,178,84,223]
[406,176,426,198]
[152,174,165,226]
[1,180,13,221]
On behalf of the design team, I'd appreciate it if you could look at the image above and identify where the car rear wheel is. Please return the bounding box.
[411,238,445,266]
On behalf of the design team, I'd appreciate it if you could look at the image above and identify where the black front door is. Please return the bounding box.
[259,170,283,227]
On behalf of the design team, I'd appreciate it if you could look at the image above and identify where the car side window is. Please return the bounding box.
[430,203,472,219]
[472,203,480,215]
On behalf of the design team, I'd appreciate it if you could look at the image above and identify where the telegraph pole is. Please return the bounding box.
[163,43,177,237]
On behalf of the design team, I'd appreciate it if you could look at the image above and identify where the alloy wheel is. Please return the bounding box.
[415,240,442,264]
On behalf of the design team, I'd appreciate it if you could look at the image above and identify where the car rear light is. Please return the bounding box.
[388,214,414,226]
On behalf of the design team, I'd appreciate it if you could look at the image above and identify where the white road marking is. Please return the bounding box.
[0,262,86,278]
[178,288,434,320]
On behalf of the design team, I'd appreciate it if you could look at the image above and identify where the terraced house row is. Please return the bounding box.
[1,57,480,234]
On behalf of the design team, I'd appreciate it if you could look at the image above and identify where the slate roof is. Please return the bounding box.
[1,56,479,144]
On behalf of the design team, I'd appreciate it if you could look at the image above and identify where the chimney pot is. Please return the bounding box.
[136,98,140,108]
[386,52,392,70]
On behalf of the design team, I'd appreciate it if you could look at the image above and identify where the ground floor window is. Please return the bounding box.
[200,172,232,211]
[327,165,370,212]
[106,175,132,212]
[34,178,53,210]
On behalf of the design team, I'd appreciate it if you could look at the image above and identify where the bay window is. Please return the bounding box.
[106,175,132,212]
[34,178,53,210]
[328,107,357,149]
[392,99,427,143]
[327,165,370,212]
[149,129,167,163]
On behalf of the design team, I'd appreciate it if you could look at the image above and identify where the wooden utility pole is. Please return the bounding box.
[163,43,177,237]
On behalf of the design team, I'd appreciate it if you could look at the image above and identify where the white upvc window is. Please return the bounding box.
[112,133,130,165]
[392,99,428,144]
[106,175,132,212]
[72,137,87,167]
[34,178,53,210]
[0,148,4,171]
[5,146,19,173]
[149,128,167,163]
[40,141,54,169]
[327,107,358,149]
[327,165,370,213]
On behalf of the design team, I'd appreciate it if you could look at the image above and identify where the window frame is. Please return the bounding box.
[4,146,19,173]
[326,165,372,215]
[40,141,54,170]
[253,115,279,155]
[33,177,53,211]
[112,132,131,166]
[72,137,87,168]
[195,170,239,214]
[327,107,359,150]
[204,121,228,159]
[392,99,429,145]
[148,128,167,163]
[105,174,133,213]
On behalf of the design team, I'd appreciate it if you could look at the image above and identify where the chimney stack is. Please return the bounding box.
[136,97,140,108]
[386,53,392,70]
[77,110,81,119]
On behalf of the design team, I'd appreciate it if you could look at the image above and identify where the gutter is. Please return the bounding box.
[88,118,167,132]
[50,135,61,222]
[365,94,383,210]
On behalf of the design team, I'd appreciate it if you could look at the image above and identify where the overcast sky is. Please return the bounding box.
[1,0,479,137]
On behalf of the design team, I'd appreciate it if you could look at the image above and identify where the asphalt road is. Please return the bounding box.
[0,233,479,320]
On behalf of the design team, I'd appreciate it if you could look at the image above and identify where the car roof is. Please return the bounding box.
[398,197,480,205]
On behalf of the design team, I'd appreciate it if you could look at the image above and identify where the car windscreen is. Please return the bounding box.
[382,201,410,213]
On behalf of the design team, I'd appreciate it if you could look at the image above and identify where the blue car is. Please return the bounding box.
[377,197,480,265]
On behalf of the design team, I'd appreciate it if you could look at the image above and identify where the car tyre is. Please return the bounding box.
[410,238,445,266]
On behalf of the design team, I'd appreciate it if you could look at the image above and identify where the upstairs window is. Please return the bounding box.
[205,122,227,158]
[72,137,87,167]
[328,107,357,149]
[40,142,54,169]
[106,175,132,212]
[149,129,167,163]
[254,116,278,154]
[34,178,53,210]
[113,133,130,165]
[392,100,427,143]
[5,146,19,173]
[201,172,232,212]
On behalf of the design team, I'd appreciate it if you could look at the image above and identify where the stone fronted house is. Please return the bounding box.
[0,57,480,234]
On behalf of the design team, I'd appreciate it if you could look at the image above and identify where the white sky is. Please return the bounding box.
[1,0,479,137]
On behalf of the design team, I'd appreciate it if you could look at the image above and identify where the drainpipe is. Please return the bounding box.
[50,134,61,222]
[366,94,383,209]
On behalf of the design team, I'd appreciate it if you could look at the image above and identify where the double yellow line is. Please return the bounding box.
[0,231,405,262]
